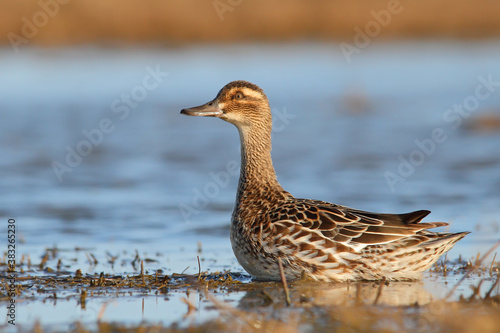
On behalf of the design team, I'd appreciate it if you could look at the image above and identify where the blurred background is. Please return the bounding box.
[2,0,500,44]
[1,0,500,327]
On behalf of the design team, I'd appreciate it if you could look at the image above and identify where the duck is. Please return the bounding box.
[180,80,468,282]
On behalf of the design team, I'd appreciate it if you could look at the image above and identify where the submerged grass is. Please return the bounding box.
[1,246,499,332]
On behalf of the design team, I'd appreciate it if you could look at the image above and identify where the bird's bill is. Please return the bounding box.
[180,100,223,117]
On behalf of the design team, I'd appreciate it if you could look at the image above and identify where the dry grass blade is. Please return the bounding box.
[141,260,146,285]
[99,272,105,286]
[197,255,202,281]
[489,252,497,277]
[467,279,484,302]
[484,275,500,299]
[90,253,98,265]
[39,253,49,270]
[446,240,500,299]
[278,258,291,306]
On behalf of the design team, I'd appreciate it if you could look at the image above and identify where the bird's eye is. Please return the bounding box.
[234,92,244,100]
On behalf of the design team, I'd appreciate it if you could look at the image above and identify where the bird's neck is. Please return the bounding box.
[235,123,290,206]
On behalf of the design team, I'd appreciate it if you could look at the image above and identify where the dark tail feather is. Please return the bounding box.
[400,210,431,224]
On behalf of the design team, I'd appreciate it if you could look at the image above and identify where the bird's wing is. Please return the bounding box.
[268,199,448,254]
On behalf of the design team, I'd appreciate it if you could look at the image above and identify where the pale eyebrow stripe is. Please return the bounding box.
[240,88,263,99]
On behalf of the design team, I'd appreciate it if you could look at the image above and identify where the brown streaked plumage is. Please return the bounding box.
[180,80,468,282]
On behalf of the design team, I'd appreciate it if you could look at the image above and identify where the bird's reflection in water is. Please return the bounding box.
[237,279,444,310]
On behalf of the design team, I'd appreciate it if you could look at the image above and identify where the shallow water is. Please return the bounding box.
[1,41,500,330]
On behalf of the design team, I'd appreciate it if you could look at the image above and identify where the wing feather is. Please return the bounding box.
[269,199,449,253]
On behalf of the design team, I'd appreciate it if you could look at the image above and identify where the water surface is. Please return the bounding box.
[1,41,500,330]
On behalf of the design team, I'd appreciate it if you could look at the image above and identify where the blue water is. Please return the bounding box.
[1,41,500,330]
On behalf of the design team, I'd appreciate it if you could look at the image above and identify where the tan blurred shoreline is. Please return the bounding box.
[1,0,500,48]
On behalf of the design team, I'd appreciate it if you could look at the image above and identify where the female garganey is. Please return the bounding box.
[181,80,468,282]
